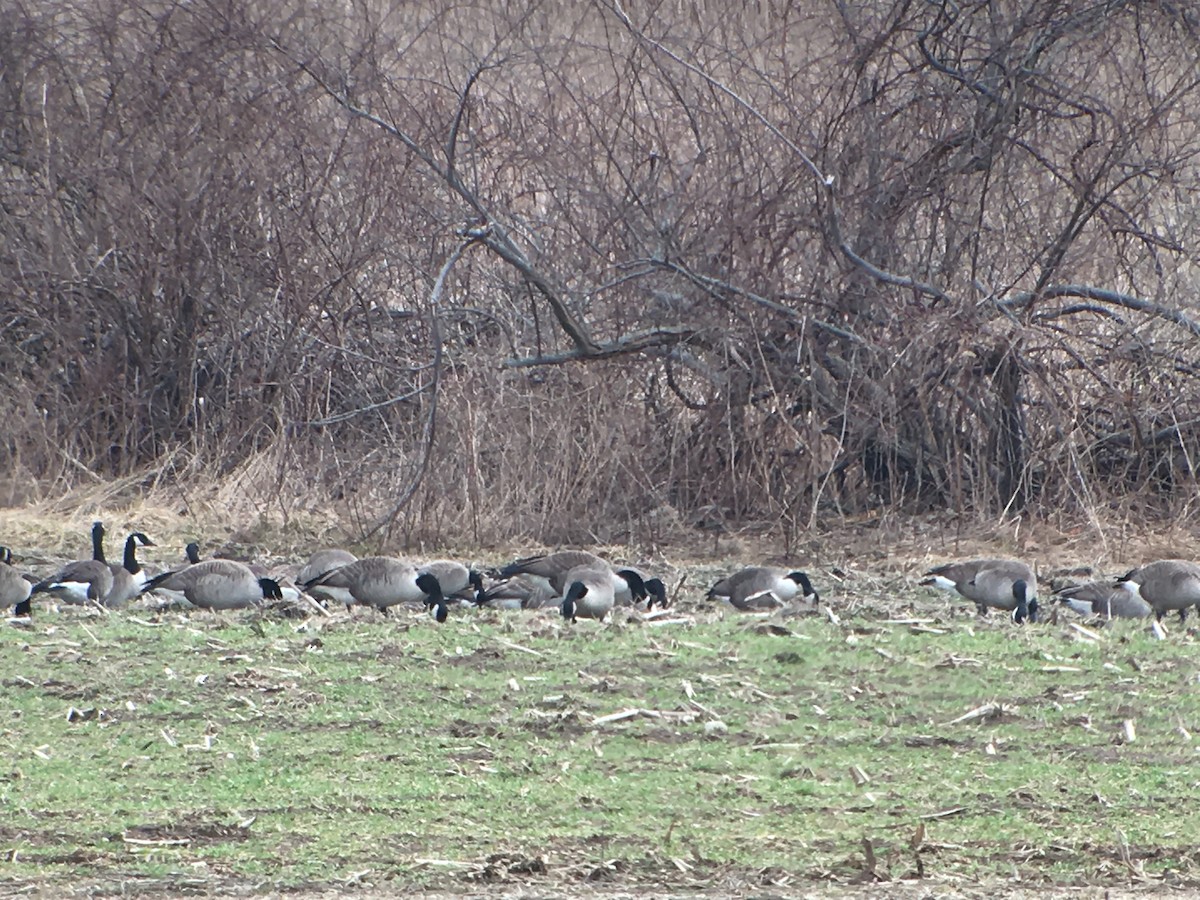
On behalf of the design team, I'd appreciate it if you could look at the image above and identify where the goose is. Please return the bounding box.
[921,558,1038,622]
[104,532,155,608]
[302,556,448,622]
[560,563,616,622]
[240,560,303,604]
[0,547,33,617]
[297,549,358,607]
[420,560,485,605]
[480,574,559,610]
[1113,560,1200,622]
[31,521,115,605]
[184,542,202,564]
[707,567,819,610]
[142,559,283,610]
[1056,581,1152,619]
[500,551,666,609]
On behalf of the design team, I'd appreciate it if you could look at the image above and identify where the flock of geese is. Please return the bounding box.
[0,522,1197,627]
[922,556,1200,624]
[0,523,818,622]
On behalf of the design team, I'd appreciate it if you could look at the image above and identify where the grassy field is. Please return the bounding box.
[3,547,1200,898]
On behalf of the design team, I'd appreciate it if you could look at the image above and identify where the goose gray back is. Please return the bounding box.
[143,559,282,610]
[707,567,819,611]
[921,558,1038,617]
[105,532,155,608]
[304,556,447,620]
[146,541,204,607]
[298,549,358,608]
[0,547,32,617]
[560,563,616,622]
[1056,581,1152,619]
[1115,559,1200,622]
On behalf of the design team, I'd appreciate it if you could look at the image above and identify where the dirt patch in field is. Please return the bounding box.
[119,820,252,846]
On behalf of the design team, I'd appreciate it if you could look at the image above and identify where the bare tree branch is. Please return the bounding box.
[1004,285,1200,339]
[504,325,704,368]
[270,38,601,355]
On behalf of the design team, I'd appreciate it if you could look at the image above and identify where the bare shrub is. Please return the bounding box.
[2,0,1200,545]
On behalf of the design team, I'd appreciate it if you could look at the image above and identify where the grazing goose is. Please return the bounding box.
[1056,581,1152,619]
[1114,560,1200,622]
[707,567,820,610]
[297,549,358,608]
[560,563,617,622]
[500,551,665,609]
[420,560,485,605]
[921,558,1038,622]
[302,556,448,622]
[31,521,115,605]
[241,560,303,604]
[142,560,283,610]
[0,547,33,617]
[480,574,559,610]
[104,532,155,608]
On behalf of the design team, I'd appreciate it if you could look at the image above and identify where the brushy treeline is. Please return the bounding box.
[2,0,1200,545]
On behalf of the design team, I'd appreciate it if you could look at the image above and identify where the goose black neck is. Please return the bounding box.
[91,522,106,564]
[123,535,142,574]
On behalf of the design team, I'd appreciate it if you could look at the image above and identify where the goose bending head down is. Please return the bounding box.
[500,551,661,609]
[142,560,282,610]
[1114,560,1200,623]
[921,558,1038,623]
[302,557,448,622]
[419,560,485,606]
[1056,580,1151,620]
[297,549,358,608]
[560,564,616,623]
[706,567,819,610]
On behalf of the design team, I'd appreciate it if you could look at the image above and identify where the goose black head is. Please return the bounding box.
[259,578,284,602]
[616,569,648,605]
[644,577,668,610]
[562,581,588,620]
[1011,579,1036,624]
[416,572,444,608]
[468,570,487,605]
[122,533,156,573]
[788,571,820,604]
[185,542,202,564]
[433,598,449,623]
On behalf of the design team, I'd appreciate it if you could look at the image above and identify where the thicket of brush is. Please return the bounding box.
[2,0,1199,545]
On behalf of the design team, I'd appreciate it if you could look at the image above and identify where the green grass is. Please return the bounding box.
[3,600,1200,895]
